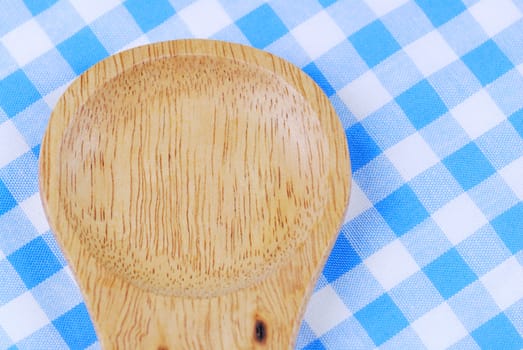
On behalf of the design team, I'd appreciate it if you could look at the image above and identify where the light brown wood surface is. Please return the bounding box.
[40,39,350,349]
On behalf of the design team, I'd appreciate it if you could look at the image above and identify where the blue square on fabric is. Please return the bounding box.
[124,0,175,33]
[302,339,325,350]
[415,0,466,27]
[236,4,287,48]
[0,70,41,117]
[456,226,511,276]
[23,0,57,15]
[57,27,108,75]
[323,233,361,283]
[0,179,16,215]
[423,248,477,299]
[396,79,447,129]
[318,0,337,7]
[53,303,97,350]
[7,236,62,289]
[491,203,523,254]
[448,282,500,331]
[462,40,513,86]
[355,294,409,346]
[389,271,444,322]
[509,108,523,138]
[349,20,401,68]
[303,63,335,96]
[375,184,429,237]
[345,123,381,172]
[15,324,68,350]
[443,143,496,191]
[0,260,27,306]
[472,313,523,350]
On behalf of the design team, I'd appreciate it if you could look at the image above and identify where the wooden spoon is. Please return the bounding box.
[40,39,350,349]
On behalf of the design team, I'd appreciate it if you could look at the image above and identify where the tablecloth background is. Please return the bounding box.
[1,0,522,349]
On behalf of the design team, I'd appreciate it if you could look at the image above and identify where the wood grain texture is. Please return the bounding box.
[40,39,351,349]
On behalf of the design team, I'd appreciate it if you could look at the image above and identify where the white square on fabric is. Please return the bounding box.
[1,19,53,67]
[412,303,467,350]
[404,30,458,76]
[338,71,392,121]
[0,292,49,342]
[481,257,523,310]
[304,285,351,336]
[432,193,487,245]
[365,0,409,16]
[69,0,120,24]
[365,240,419,290]
[0,120,29,168]
[385,133,439,181]
[451,90,505,140]
[20,193,50,234]
[469,0,522,37]
[179,0,232,38]
[344,182,372,222]
[499,156,523,200]
[291,11,345,60]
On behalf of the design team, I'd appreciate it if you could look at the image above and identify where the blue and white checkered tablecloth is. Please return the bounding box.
[1,0,523,349]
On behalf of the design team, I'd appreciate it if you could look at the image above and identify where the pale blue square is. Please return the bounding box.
[472,313,523,350]
[237,4,288,48]
[428,60,482,109]
[91,5,142,53]
[468,174,519,220]
[381,1,433,46]
[487,69,523,116]
[212,24,250,46]
[148,15,192,42]
[0,152,40,202]
[376,184,429,237]
[0,259,27,306]
[57,27,109,75]
[401,218,453,267]
[389,271,444,322]
[313,274,328,292]
[313,40,368,91]
[295,322,317,350]
[410,163,463,213]
[124,0,174,33]
[349,20,401,68]
[270,0,321,29]
[219,0,266,21]
[326,0,375,36]
[416,0,466,27]
[423,248,477,299]
[331,263,384,312]
[0,0,31,36]
[0,207,39,256]
[374,51,423,98]
[355,294,409,346]
[16,324,68,350]
[505,298,523,337]
[265,33,310,68]
[31,268,83,320]
[439,11,488,56]
[353,154,404,203]
[319,317,375,350]
[396,79,447,129]
[36,0,85,44]
[22,49,75,96]
[0,44,17,80]
[444,142,497,191]
[362,101,416,150]
[343,208,396,259]
[463,40,513,86]
[379,327,425,350]
[448,281,500,331]
[11,100,51,148]
[419,113,470,159]
[329,94,357,129]
[448,336,481,350]
[494,19,523,66]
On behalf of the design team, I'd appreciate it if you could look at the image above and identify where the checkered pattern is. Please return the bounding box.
[0,0,522,348]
